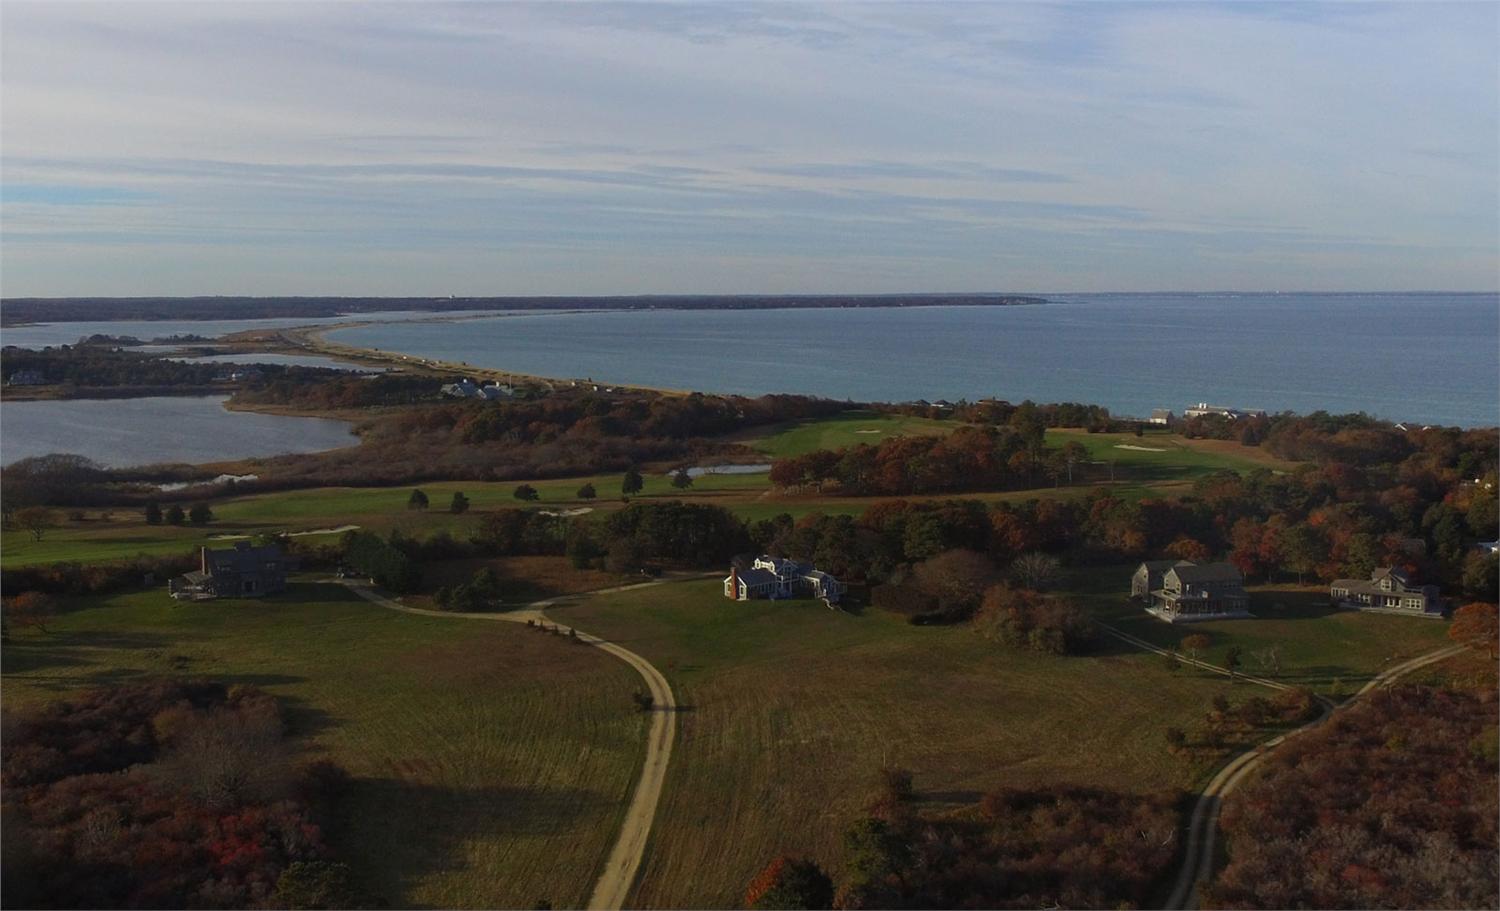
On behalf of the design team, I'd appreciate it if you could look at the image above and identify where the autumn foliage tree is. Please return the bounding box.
[1448,602,1499,658]
[4,592,56,635]
[744,855,834,910]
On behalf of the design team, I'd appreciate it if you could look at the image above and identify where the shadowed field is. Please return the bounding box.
[0,582,645,909]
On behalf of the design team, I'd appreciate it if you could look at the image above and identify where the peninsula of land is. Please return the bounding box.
[0,293,1047,327]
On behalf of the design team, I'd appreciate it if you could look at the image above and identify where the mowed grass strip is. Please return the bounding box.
[0,582,645,909]
[550,579,1262,908]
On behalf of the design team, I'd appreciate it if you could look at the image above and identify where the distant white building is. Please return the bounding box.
[441,379,516,401]
[1149,409,1174,425]
[1183,402,1266,420]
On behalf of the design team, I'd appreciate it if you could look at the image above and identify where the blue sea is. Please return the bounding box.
[330,293,1499,428]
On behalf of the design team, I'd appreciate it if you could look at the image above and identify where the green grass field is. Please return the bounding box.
[1049,428,1299,481]
[0,582,645,909]
[0,470,772,568]
[741,410,958,458]
[1066,565,1454,693]
[548,578,1259,908]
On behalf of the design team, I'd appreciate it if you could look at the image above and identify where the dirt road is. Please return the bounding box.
[339,579,678,909]
[1155,640,1467,909]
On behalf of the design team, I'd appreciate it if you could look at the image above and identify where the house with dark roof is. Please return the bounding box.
[6,369,46,386]
[170,542,291,600]
[1330,567,1442,617]
[724,555,845,604]
[1133,560,1251,622]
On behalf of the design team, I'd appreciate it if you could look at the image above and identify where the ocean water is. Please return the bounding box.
[330,293,1499,428]
[0,395,356,467]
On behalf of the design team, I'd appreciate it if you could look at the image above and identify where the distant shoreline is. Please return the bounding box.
[0,294,1047,327]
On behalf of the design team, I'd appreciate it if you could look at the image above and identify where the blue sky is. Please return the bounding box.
[1,1,1495,295]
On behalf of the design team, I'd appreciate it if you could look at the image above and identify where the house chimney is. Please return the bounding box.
[728,567,738,600]
[201,546,209,574]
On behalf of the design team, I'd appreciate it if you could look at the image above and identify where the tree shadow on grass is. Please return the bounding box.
[335,779,618,908]
[2,629,178,677]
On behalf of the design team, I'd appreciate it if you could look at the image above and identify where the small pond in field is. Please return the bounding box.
[674,464,773,478]
[0,396,357,468]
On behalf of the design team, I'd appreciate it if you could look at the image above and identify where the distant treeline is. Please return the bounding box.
[0,346,345,396]
[1,294,1047,326]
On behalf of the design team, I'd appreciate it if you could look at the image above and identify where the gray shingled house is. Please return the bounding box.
[1132,560,1251,622]
[171,542,291,600]
[1330,567,1442,617]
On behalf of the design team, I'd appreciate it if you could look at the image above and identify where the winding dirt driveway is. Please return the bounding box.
[337,578,678,910]
[1101,623,1466,910]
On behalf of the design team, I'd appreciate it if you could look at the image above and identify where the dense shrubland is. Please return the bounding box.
[1206,684,1499,909]
[228,389,843,489]
[1,681,360,909]
[770,422,1089,495]
[745,771,1182,910]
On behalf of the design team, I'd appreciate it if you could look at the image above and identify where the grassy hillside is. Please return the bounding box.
[0,582,644,909]
[549,578,1258,908]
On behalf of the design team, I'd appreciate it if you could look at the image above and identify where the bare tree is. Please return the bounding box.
[15,506,52,543]
[151,709,292,810]
[1010,551,1061,591]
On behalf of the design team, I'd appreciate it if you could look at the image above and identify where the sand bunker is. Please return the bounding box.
[1114,444,1168,452]
[206,524,359,542]
[539,507,594,517]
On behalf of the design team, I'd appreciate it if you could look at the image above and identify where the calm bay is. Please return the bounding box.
[330,293,1499,428]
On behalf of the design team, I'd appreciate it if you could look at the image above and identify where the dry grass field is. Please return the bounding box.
[550,578,1261,907]
[0,582,645,909]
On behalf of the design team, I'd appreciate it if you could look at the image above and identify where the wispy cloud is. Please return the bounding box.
[1,1,1495,295]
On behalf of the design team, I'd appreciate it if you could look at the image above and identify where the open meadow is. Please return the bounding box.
[0,581,645,909]
[548,578,1266,908]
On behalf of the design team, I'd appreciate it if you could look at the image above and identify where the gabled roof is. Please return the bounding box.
[1372,566,1411,585]
[735,568,777,587]
[1168,562,1241,584]
[1138,559,1190,573]
[204,544,283,575]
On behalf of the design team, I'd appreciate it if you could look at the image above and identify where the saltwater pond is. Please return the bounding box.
[331,293,1500,427]
[0,396,357,468]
